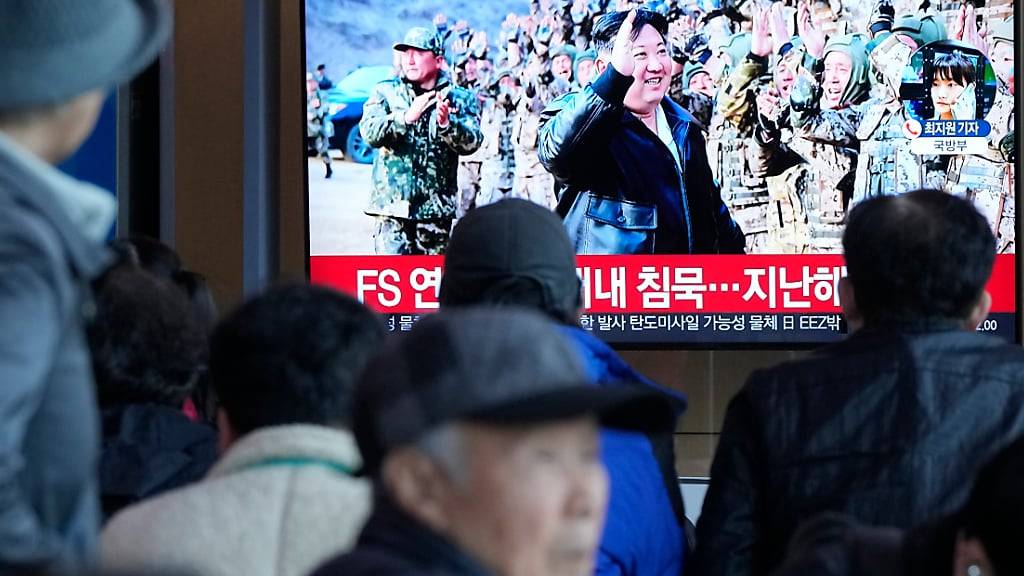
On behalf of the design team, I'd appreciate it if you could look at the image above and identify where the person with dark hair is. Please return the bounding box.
[111,236,220,422]
[100,285,384,576]
[931,51,976,120]
[771,435,1024,576]
[311,307,674,576]
[439,199,689,576]
[539,9,744,255]
[692,190,1024,576]
[314,63,333,90]
[88,266,217,523]
[0,0,170,570]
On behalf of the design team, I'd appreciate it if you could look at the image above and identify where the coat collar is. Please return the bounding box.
[0,131,115,281]
[209,424,363,480]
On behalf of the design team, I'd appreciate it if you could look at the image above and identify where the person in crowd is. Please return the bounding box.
[539,9,745,255]
[100,286,383,576]
[306,72,334,179]
[311,307,674,576]
[360,27,483,255]
[0,0,170,570]
[574,48,599,87]
[692,190,1024,576]
[112,237,219,423]
[439,198,690,575]
[771,435,1024,576]
[315,63,334,90]
[88,265,217,523]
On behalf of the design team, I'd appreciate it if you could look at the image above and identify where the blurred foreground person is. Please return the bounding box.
[0,0,169,570]
[693,190,1024,576]
[312,308,673,576]
[101,286,383,576]
[87,265,217,522]
[772,435,1024,576]
[440,199,689,575]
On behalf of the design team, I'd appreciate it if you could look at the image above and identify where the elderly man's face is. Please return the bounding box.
[442,417,608,576]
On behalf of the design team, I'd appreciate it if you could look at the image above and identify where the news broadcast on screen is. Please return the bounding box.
[304,0,1018,346]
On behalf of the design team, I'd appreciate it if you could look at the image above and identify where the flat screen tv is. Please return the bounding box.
[303,0,1019,347]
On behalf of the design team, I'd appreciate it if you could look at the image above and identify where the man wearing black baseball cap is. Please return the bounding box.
[311,308,672,576]
[438,198,690,576]
[0,1,170,570]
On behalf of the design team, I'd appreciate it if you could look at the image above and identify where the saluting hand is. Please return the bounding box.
[610,9,638,77]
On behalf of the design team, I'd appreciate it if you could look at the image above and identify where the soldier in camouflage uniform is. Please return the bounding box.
[852,9,949,202]
[771,34,872,253]
[945,15,1015,252]
[360,27,483,255]
[306,73,333,179]
[707,31,773,252]
[478,69,519,208]
[514,52,573,209]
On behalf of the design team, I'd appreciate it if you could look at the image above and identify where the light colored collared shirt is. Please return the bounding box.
[655,106,682,172]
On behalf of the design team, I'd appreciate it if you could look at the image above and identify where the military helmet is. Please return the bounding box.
[892,15,947,48]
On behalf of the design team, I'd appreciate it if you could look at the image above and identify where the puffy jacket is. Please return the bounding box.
[99,403,218,522]
[692,322,1024,576]
[538,66,745,254]
[561,326,688,576]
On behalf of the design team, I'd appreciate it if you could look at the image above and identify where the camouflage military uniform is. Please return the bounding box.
[360,72,483,254]
[709,55,772,253]
[457,90,488,218]
[478,90,518,207]
[513,72,571,210]
[946,87,1016,253]
[852,34,948,203]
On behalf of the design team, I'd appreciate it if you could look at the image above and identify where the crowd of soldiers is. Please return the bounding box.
[424,0,1015,254]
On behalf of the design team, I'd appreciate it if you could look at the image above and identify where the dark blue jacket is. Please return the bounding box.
[561,326,689,576]
[539,67,745,255]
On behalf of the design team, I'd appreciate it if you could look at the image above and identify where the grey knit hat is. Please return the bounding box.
[0,0,172,110]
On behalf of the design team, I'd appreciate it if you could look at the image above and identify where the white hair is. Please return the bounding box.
[414,423,469,488]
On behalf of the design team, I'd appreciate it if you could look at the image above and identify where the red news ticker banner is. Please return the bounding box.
[310,254,1017,315]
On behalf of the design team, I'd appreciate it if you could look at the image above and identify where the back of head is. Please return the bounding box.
[440,199,582,324]
[960,436,1024,575]
[842,190,995,325]
[210,284,384,435]
[591,9,669,55]
[88,265,206,407]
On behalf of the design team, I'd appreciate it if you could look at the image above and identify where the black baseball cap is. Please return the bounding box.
[440,199,582,322]
[353,307,674,474]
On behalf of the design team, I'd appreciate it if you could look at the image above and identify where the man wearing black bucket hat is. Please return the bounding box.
[0,0,170,570]
[312,308,673,576]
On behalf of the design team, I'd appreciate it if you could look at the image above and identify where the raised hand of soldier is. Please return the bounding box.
[435,91,455,128]
[868,0,895,38]
[750,2,772,58]
[404,90,437,124]
[768,3,790,55]
[797,1,826,59]
[756,84,781,122]
[961,3,987,55]
[611,9,638,76]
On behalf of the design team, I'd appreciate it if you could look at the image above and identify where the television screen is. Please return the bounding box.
[304,0,1018,346]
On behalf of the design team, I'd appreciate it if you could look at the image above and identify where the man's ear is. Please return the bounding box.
[595,57,608,75]
[217,408,238,455]
[964,290,992,331]
[382,449,455,533]
[838,277,863,333]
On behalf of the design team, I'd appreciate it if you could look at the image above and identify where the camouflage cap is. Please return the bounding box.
[394,27,444,55]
